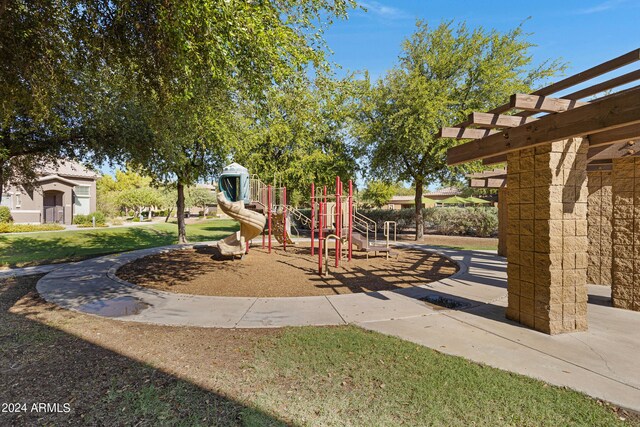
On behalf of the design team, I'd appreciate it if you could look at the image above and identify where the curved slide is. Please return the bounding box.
[216,191,266,257]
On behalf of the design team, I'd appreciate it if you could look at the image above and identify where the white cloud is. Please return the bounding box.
[577,0,627,14]
[358,1,411,20]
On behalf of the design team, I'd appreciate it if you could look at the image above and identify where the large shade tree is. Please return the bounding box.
[76,0,357,242]
[354,21,564,239]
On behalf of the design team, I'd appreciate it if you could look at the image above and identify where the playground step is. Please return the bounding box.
[246,203,265,214]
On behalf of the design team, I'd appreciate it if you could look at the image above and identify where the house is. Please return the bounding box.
[1,160,99,224]
[385,187,462,209]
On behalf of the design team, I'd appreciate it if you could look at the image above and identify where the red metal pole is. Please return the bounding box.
[267,185,272,253]
[348,179,353,261]
[335,176,340,268]
[318,198,323,275]
[310,183,315,256]
[282,187,287,252]
[262,187,266,249]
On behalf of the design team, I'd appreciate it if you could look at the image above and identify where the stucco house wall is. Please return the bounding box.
[1,160,99,225]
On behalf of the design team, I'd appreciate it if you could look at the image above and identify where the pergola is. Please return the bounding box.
[438,49,640,334]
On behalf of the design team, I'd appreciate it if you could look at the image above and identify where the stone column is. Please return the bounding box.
[506,138,589,334]
[611,157,640,311]
[497,188,508,257]
[587,170,613,286]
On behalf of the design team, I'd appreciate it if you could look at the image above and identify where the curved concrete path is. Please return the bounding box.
[35,242,640,412]
[36,242,504,328]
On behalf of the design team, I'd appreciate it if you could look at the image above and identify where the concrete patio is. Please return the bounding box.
[33,242,640,412]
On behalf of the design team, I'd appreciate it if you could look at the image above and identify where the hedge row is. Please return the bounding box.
[0,223,65,233]
[291,207,498,238]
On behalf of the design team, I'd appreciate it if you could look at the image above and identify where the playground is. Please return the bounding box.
[116,245,457,297]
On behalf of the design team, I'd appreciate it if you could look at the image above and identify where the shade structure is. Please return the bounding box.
[465,196,491,204]
[422,197,436,205]
[439,196,469,205]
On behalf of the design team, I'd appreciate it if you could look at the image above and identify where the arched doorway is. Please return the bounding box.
[43,190,65,223]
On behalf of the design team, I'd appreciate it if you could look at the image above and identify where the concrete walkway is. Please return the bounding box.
[34,243,640,412]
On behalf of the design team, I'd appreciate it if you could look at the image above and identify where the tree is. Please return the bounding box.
[361,181,395,208]
[354,21,564,239]
[78,1,356,242]
[0,1,124,199]
[188,188,216,214]
[234,75,359,206]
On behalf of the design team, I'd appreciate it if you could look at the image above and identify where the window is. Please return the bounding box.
[74,186,90,215]
[0,194,11,209]
[74,185,90,197]
[15,193,21,208]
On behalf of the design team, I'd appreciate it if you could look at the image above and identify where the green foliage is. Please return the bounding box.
[234,75,360,205]
[73,212,107,227]
[0,206,13,223]
[353,21,564,237]
[0,223,65,233]
[361,181,395,208]
[187,188,216,210]
[423,207,498,237]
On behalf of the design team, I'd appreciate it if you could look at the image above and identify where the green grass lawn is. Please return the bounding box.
[1,273,635,427]
[0,219,238,268]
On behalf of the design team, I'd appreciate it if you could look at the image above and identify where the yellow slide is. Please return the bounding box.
[216,191,266,257]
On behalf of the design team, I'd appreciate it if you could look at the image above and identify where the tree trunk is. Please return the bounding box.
[165,207,173,223]
[414,177,424,241]
[0,160,4,201]
[176,181,188,244]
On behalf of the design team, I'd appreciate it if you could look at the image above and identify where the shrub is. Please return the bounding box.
[0,223,65,233]
[0,206,13,223]
[73,211,107,226]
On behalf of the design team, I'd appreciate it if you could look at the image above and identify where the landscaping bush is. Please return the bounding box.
[73,211,107,227]
[0,206,13,223]
[289,206,498,237]
[0,223,65,233]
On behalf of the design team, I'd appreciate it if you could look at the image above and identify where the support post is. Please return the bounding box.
[318,199,324,275]
[335,176,340,268]
[311,183,315,256]
[611,157,640,311]
[267,185,272,253]
[505,138,589,334]
[283,187,287,252]
[348,179,353,261]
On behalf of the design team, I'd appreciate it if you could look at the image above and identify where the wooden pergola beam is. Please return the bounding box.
[454,48,640,128]
[468,112,538,129]
[510,94,587,113]
[439,127,499,139]
[564,69,640,100]
[588,141,639,161]
[588,123,640,147]
[447,86,640,165]
[470,177,507,188]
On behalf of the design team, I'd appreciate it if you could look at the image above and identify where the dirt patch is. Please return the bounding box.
[116,244,458,297]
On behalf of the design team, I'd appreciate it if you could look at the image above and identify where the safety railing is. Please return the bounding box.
[384,221,397,248]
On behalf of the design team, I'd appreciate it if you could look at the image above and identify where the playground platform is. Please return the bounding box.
[34,242,640,412]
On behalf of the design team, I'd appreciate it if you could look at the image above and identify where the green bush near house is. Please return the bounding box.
[73,212,107,227]
[0,206,13,224]
[0,223,65,233]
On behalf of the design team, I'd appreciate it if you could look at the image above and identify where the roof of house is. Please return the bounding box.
[424,187,462,197]
[41,160,99,180]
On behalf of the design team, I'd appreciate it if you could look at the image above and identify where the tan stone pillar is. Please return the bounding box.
[611,157,640,311]
[587,170,613,285]
[506,138,589,334]
[498,188,508,257]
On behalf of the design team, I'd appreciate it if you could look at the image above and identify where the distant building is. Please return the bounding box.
[385,187,462,210]
[1,160,99,224]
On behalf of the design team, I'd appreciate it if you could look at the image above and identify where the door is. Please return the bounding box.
[43,191,64,223]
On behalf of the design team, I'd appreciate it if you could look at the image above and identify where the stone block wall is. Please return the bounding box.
[506,138,589,334]
[611,157,640,311]
[587,170,613,286]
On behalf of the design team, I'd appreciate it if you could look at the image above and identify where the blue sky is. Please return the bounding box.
[101,0,639,178]
[324,0,640,84]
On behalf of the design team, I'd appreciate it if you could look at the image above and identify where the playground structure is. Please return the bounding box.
[217,163,396,273]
